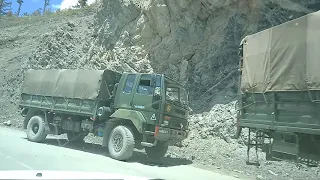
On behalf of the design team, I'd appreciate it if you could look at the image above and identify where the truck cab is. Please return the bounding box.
[103,72,189,160]
[112,73,188,143]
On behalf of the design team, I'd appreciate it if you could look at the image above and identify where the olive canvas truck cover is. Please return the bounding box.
[21,69,121,101]
[241,10,320,93]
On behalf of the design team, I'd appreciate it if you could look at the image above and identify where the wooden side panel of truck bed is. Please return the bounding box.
[20,93,97,117]
[239,91,320,135]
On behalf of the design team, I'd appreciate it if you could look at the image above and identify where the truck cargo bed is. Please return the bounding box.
[20,94,97,116]
[238,10,320,164]
[240,90,320,135]
[19,69,121,117]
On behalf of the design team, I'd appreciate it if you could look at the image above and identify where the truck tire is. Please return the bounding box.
[67,131,86,143]
[108,125,135,161]
[27,115,47,142]
[145,141,168,160]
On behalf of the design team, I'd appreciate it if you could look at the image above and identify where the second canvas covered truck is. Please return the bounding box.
[19,69,189,161]
[237,10,320,165]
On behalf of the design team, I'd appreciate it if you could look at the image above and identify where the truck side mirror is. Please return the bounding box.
[152,86,161,109]
[153,87,161,100]
[151,75,156,87]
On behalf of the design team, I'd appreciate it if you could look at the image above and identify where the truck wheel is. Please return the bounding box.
[145,141,168,160]
[108,125,135,161]
[27,115,47,142]
[67,132,86,143]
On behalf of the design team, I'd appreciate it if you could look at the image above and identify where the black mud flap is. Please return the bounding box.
[102,121,117,147]
[44,112,52,134]
[236,126,242,139]
[235,110,242,139]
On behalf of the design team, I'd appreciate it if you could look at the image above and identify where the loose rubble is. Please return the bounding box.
[188,101,239,141]
[2,120,11,126]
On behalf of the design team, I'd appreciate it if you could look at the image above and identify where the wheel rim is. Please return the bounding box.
[112,133,123,152]
[31,123,39,134]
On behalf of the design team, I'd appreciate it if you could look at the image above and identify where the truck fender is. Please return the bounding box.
[101,109,146,147]
[43,111,52,134]
[110,109,146,133]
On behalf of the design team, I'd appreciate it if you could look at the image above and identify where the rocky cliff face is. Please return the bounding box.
[80,0,320,112]
[2,0,320,114]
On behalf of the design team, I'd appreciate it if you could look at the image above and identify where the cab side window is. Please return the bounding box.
[137,75,153,95]
[123,74,136,93]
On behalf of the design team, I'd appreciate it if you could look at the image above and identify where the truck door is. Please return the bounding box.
[131,74,162,125]
[114,74,137,109]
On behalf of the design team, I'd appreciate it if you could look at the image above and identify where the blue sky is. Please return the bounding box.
[8,0,65,14]
[8,0,97,15]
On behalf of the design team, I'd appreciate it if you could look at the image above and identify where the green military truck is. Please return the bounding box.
[237,11,320,164]
[19,69,189,161]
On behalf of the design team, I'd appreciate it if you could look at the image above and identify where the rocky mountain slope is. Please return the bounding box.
[2,0,320,112]
[1,0,320,180]
[88,0,320,112]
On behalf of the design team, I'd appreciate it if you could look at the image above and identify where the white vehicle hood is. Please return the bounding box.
[0,170,162,180]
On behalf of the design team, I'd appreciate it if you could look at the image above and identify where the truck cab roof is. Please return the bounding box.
[122,72,185,88]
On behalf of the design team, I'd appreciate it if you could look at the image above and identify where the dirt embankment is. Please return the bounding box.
[0,10,96,127]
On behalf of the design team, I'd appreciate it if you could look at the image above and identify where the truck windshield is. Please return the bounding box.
[165,79,188,106]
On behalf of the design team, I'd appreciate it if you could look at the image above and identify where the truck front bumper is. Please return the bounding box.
[154,126,188,142]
